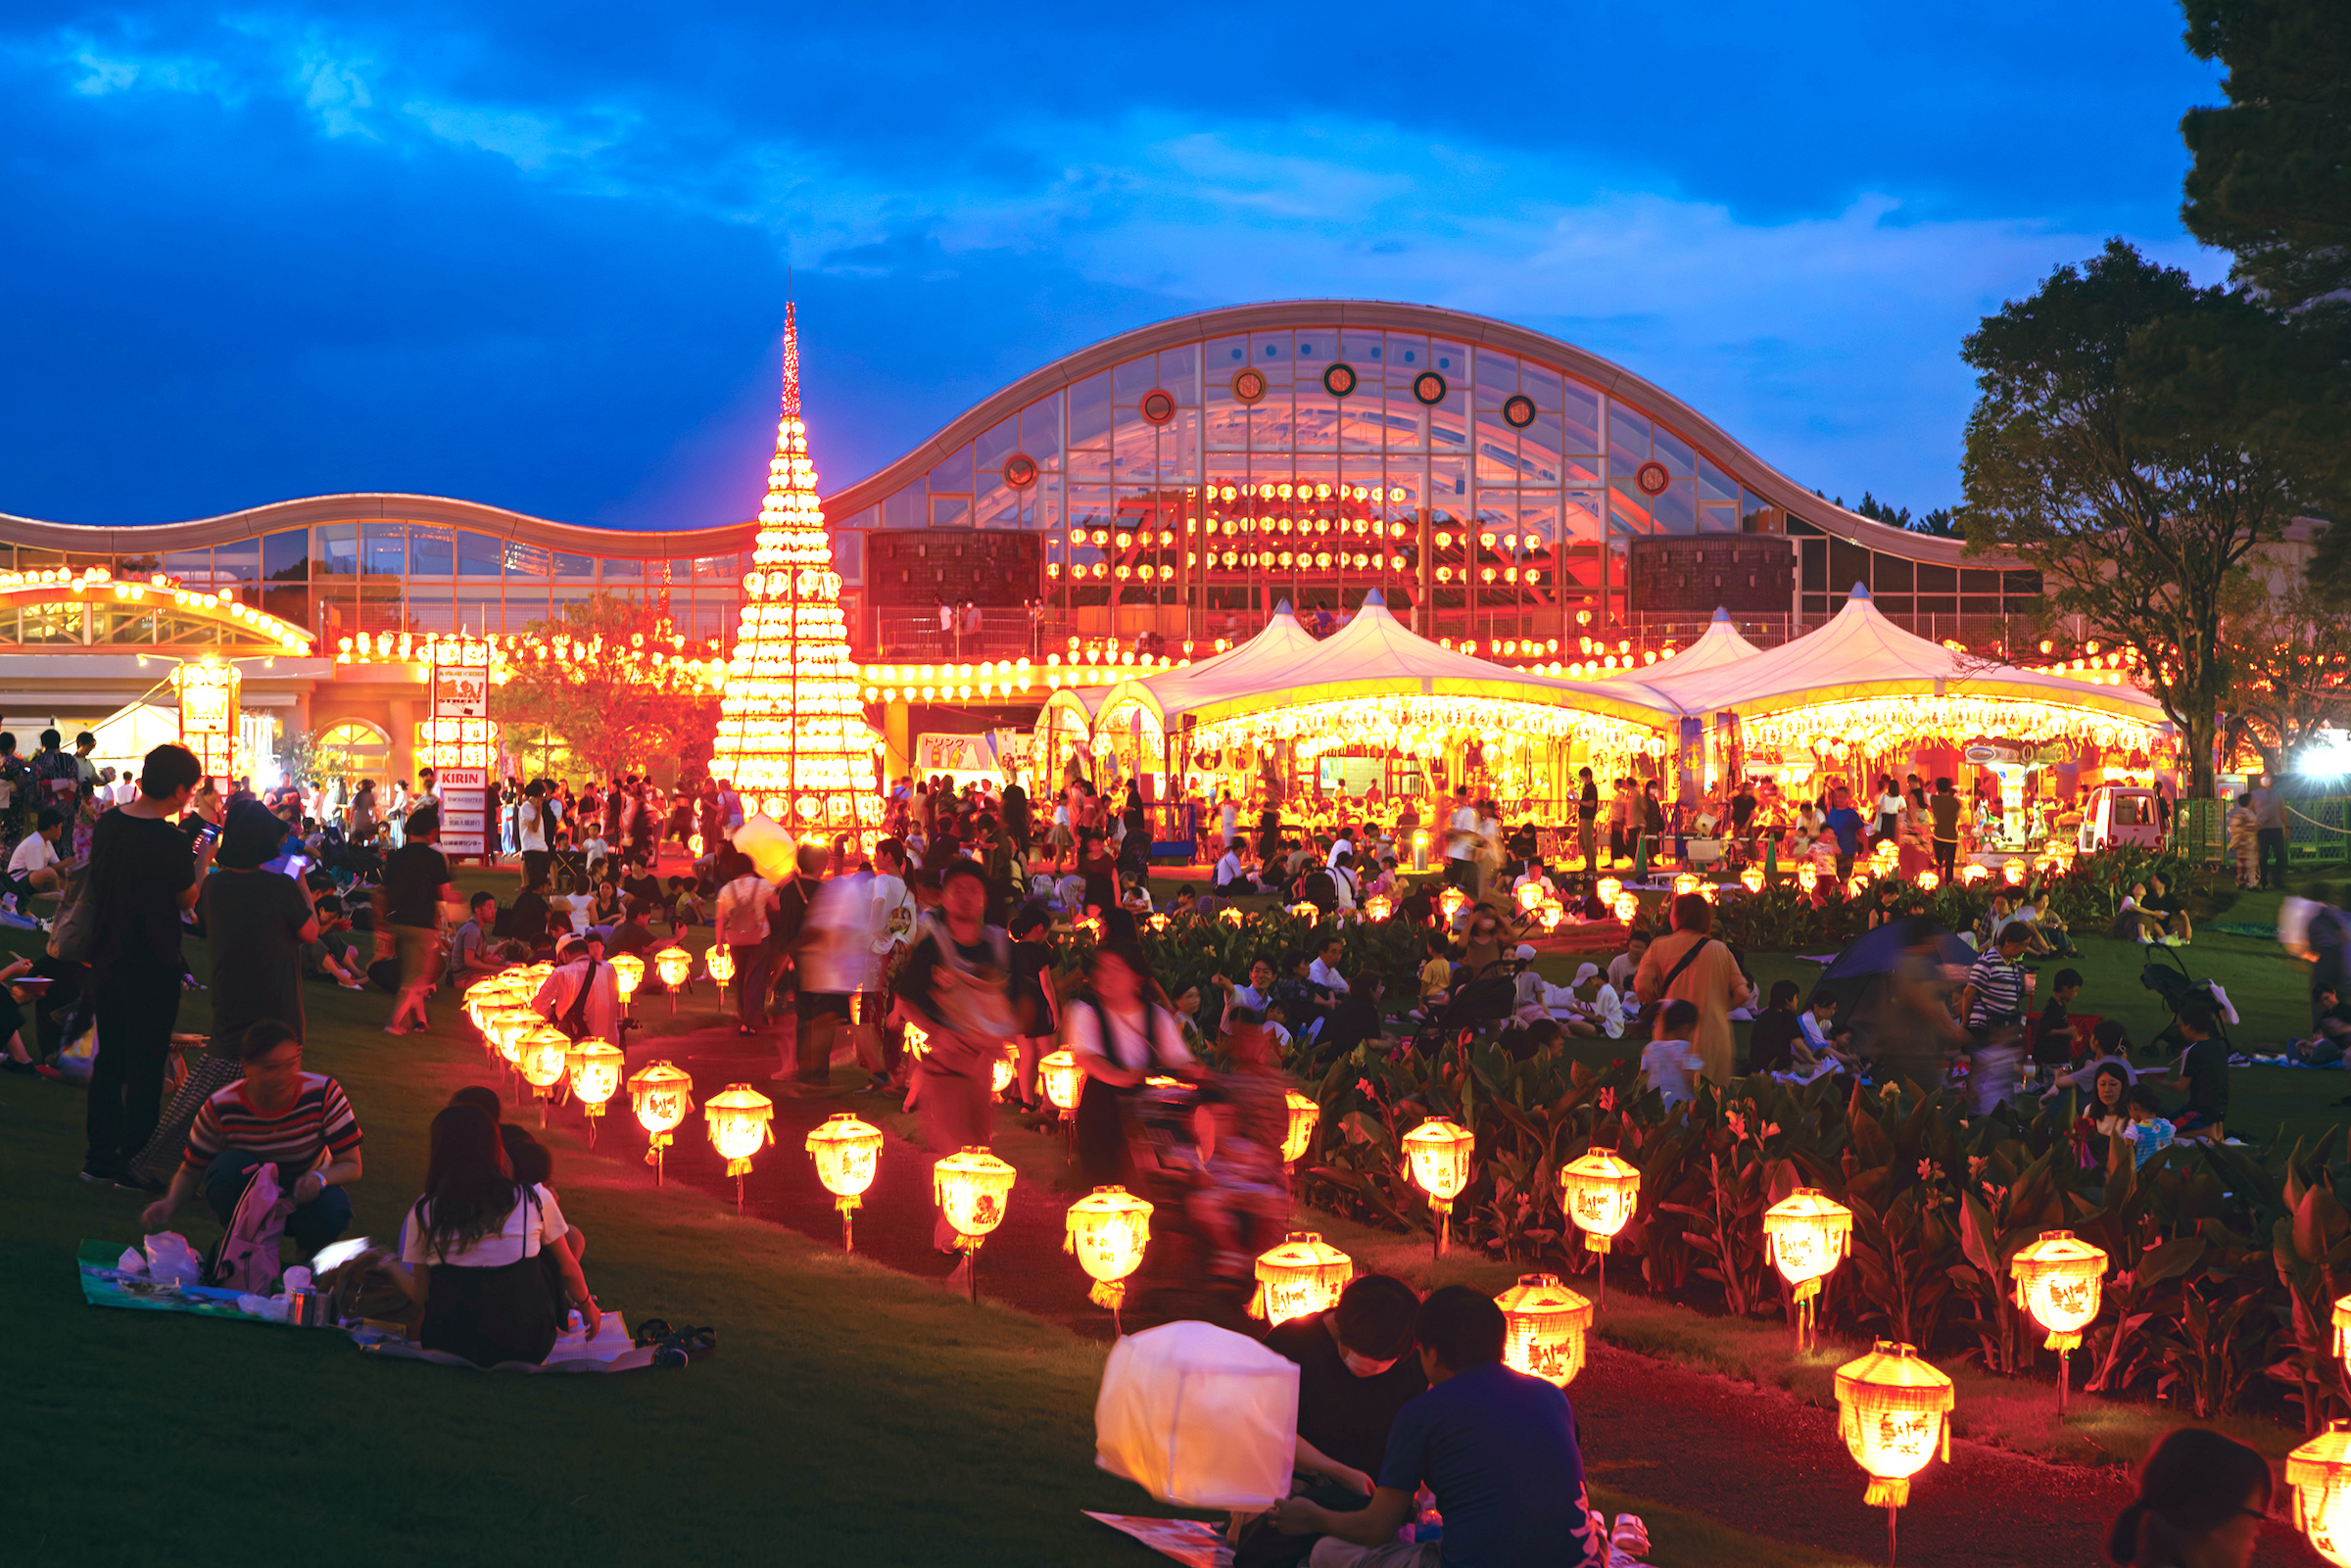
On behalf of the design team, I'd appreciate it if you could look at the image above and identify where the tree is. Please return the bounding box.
[2181,0,2351,317]
[1850,492,1958,538]
[2222,579,2351,776]
[1958,240,2327,795]
[489,594,723,784]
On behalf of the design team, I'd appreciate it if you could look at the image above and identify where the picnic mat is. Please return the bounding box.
[1082,1514,1233,1567]
[78,1239,655,1373]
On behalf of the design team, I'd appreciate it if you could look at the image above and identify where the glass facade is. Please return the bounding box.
[0,532,743,647]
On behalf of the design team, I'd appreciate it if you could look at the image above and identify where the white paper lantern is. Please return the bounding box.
[1094,1321,1300,1509]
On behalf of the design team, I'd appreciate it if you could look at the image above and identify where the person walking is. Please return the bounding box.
[1575,767,1600,870]
[714,849,778,1036]
[2247,777,2288,890]
[1067,943,1195,1187]
[1632,892,1751,1088]
[895,861,1022,1258]
[374,805,454,1035]
[81,744,220,1187]
[1928,776,1963,882]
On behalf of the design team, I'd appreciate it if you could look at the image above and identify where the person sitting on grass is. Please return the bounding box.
[1606,928,1650,1007]
[391,1103,600,1367]
[305,895,369,989]
[0,954,63,1077]
[2167,998,2229,1140]
[139,1020,362,1261]
[1272,1284,1604,1568]
[501,1121,589,1271]
[2140,872,2192,947]
[1747,979,1803,1075]
[2120,1084,2177,1169]
[1639,999,1704,1110]
[2287,985,2351,1067]
[450,890,504,986]
[1793,988,1862,1080]
[1412,934,1454,1022]
[605,897,657,959]
[1236,1274,1427,1568]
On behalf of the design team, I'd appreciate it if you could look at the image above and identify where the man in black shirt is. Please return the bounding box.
[621,859,664,913]
[82,743,219,1185]
[1238,1275,1427,1568]
[373,805,453,1035]
[606,898,657,959]
[2170,999,2229,1139]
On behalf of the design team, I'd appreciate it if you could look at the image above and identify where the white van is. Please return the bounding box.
[2076,785,2165,853]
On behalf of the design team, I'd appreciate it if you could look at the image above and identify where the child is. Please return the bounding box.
[1640,999,1704,1109]
[1607,929,1650,1007]
[666,876,704,931]
[1748,979,1803,1075]
[2033,968,2083,1079]
[1414,933,1455,1021]
[2121,1085,2177,1168]
[1792,990,1861,1082]
[2287,985,2351,1067]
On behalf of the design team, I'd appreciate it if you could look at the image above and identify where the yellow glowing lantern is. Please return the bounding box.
[1763,1188,1853,1350]
[1672,873,1700,897]
[704,944,736,988]
[1040,1049,1084,1117]
[2001,858,2027,886]
[566,1037,625,1145]
[804,1112,884,1250]
[1915,870,1941,892]
[2332,1293,2351,1376]
[1847,876,1870,899]
[1065,1185,1155,1322]
[2288,1422,2351,1568]
[1495,1273,1595,1387]
[487,1007,537,1065]
[609,951,646,1008]
[1872,841,1899,874]
[1250,1231,1356,1326]
[1438,885,1466,923]
[653,944,693,1012]
[703,1082,777,1212]
[1958,863,1991,886]
[1144,912,1170,932]
[1363,894,1393,922]
[1596,876,1622,905]
[1560,1147,1641,1305]
[519,1026,572,1117]
[1698,883,1718,904]
[1219,906,1244,927]
[2011,1229,2107,1412]
[627,1060,696,1183]
[1741,867,1765,894]
[1401,1117,1476,1256]
[1834,1341,1954,1539]
[991,1040,1018,1098]
[1539,898,1565,930]
[936,1146,1018,1299]
[1515,881,1547,912]
[1281,1089,1320,1167]
[1797,863,1819,892]
[1611,893,1638,923]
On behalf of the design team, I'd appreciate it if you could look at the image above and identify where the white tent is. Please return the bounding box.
[1084,600,1325,732]
[85,701,184,782]
[1600,606,1762,705]
[1659,585,2169,742]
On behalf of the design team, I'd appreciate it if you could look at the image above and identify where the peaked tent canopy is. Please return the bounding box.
[1659,585,2169,747]
[1086,600,1322,732]
[1601,607,1762,705]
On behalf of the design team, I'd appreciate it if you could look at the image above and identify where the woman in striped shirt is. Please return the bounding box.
[140,1021,362,1259]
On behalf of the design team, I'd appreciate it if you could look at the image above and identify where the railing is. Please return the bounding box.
[870,607,1041,661]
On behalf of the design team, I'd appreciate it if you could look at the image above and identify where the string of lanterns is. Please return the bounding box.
[1191,693,1665,758]
[1742,694,2156,754]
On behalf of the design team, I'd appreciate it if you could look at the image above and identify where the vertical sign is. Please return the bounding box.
[428,641,495,858]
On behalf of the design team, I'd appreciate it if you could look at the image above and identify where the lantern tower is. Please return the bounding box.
[709,305,881,847]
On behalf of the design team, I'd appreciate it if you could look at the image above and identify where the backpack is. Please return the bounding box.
[718,877,769,946]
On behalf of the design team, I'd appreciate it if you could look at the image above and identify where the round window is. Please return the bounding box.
[1412,370,1448,406]
[1322,362,1358,399]
[1003,453,1038,490]
[1232,368,1268,404]
[1140,389,1176,425]
[1501,393,1537,429]
[1635,460,1671,497]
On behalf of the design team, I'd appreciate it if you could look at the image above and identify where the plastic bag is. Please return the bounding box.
[54,1024,97,1083]
[142,1232,204,1286]
[1094,1321,1297,1509]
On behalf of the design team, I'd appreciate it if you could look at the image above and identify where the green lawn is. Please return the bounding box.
[1,895,1875,1568]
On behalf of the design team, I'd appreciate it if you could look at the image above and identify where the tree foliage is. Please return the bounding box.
[2222,578,2351,775]
[488,594,722,784]
[1958,240,2329,793]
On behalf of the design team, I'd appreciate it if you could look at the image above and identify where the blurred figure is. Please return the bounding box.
[2105,1427,2270,1568]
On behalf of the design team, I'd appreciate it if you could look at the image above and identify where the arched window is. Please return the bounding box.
[314,720,391,782]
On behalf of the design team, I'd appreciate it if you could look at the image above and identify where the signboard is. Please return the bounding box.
[170,660,241,783]
[434,766,492,860]
[868,529,1042,607]
[915,732,1001,779]
[432,642,492,719]
[1626,537,1795,616]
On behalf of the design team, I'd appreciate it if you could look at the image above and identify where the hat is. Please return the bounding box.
[1573,962,1600,984]
[556,933,589,958]
[1514,943,1537,961]
[216,797,288,870]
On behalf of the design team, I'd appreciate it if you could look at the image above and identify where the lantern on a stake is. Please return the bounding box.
[1559,1149,1641,1305]
[805,1112,884,1250]
[1798,864,1819,892]
[1065,1185,1154,1327]
[1280,1089,1320,1168]
[653,945,694,1013]
[1672,873,1700,897]
[1438,885,1466,923]
[1834,1341,1954,1561]
[609,952,646,1011]
[1763,1188,1852,1350]
[627,1060,695,1184]
[935,1147,1018,1303]
[1400,1117,1475,1257]
[2001,858,2027,886]
[1539,898,1565,930]
[703,1083,777,1214]
[2330,1293,2351,1377]
[1495,1273,1595,1387]
[519,1026,572,1124]
[487,1008,536,1066]
[1250,1232,1355,1327]
[1915,870,1941,892]
[1363,894,1394,922]
[1040,1049,1084,1120]
[1596,877,1622,906]
[991,1041,1018,1098]
[2010,1230,2107,1414]
[704,944,736,1003]
[1516,881,1547,913]
[1611,893,1639,923]
[2288,1422,2351,1568]
[565,1038,625,1147]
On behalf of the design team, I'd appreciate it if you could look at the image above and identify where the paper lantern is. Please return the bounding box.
[1040,1049,1084,1117]
[1363,894,1393,922]
[1764,1188,1853,1350]
[1915,870,1941,892]
[1539,898,1565,930]
[2288,1422,2351,1568]
[805,1112,884,1249]
[1249,1232,1355,1326]
[653,944,693,987]
[1559,1149,1641,1254]
[1219,907,1245,927]
[903,1019,930,1058]
[935,1146,1017,1250]
[627,1060,696,1182]
[2001,858,2027,885]
[518,1027,572,1117]
[1495,1273,1595,1387]
[2011,1229,2107,1411]
[1401,1117,1475,1254]
[1672,873,1700,896]
[1516,881,1547,912]
[1834,1341,1953,1511]
[1287,900,1320,921]
[2332,1292,2351,1374]
[1094,1322,1302,1510]
[1281,1089,1320,1166]
[1611,893,1638,922]
[609,951,646,1006]
[1847,876,1869,899]
[1958,863,1991,886]
[487,1008,537,1065]
[1438,885,1466,922]
[1145,912,1170,932]
[1066,1185,1155,1315]
[703,1082,776,1212]
[704,945,737,986]
[1698,883,1718,904]
[1596,877,1622,905]
[566,1039,626,1140]
[1798,864,1819,892]
[991,1041,1018,1097]
[1741,867,1765,894]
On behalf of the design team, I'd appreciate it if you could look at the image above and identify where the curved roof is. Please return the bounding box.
[1171,592,1678,731]
[1663,586,2167,723]
[822,299,2000,569]
[3,301,2000,573]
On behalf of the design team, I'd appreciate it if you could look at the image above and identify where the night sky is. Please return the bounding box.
[0,2,2225,532]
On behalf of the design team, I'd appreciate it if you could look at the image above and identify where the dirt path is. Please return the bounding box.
[547,1017,2324,1568]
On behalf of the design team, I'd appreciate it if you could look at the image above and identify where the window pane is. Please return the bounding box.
[1157,343,1198,404]
[601,557,642,581]
[263,529,310,582]
[928,443,975,495]
[932,496,971,527]
[456,532,501,576]
[975,415,1019,471]
[1070,371,1113,448]
[1559,378,1602,452]
[552,551,594,579]
[504,542,550,576]
[1698,452,1737,502]
[1021,391,1065,466]
[317,524,359,576]
[883,479,925,529]
[1652,424,1696,479]
[410,526,455,576]
[1609,405,1651,472]
[362,523,407,577]
[693,554,737,580]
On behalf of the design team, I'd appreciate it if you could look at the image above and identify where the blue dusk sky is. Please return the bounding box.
[0,2,2225,532]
